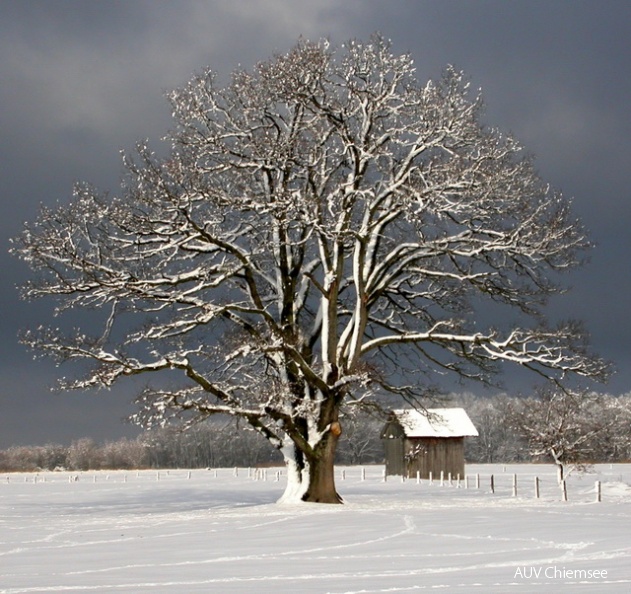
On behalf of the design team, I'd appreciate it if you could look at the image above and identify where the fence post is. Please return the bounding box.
[534,476,540,499]
[429,471,433,485]
[457,473,461,488]
[416,470,421,484]
[490,474,495,494]
[595,480,601,503]
[512,474,517,497]
[361,467,366,481]
[440,470,444,487]
[383,468,387,482]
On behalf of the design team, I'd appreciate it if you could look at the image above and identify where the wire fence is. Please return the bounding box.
[3,464,630,504]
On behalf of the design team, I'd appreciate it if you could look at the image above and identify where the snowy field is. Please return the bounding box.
[1,464,630,593]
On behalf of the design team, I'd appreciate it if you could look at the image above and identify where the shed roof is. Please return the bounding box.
[391,408,478,438]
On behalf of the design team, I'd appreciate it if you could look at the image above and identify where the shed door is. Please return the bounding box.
[383,437,406,476]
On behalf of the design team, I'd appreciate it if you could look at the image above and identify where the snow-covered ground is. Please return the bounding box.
[1,464,630,593]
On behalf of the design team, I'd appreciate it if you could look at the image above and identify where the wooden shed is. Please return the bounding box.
[381,408,478,479]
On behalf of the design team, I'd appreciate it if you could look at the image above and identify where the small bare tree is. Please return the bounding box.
[508,389,605,484]
[13,35,608,503]
[336,410,384,465]
[460,394,526,463]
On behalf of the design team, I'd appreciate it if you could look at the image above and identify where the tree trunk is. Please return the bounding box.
[556,462,564,486]
[551,449,564,485]
[302,421,343,504]
[277,421,343,504]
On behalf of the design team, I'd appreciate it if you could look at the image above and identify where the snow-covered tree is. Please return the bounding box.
[335,410,384,465]
[66,438,100,472]
[507,389,605,484]
[458,393,527,463]
[13,36,608,503]
[590,393,631,462]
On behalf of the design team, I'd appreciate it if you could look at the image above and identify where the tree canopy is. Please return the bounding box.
[13,35,608,502]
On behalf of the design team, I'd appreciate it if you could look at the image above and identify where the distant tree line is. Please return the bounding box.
[1,394,630,472]
[0,412,385,472]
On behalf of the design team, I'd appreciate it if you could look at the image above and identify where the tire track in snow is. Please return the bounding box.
[36,512,417,578]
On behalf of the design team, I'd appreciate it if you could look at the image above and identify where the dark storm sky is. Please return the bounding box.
[1,0,630,447]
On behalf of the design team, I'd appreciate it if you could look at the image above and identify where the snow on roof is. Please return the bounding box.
[392,408,478,438]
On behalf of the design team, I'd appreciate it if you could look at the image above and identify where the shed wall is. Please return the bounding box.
[404,437,465,479]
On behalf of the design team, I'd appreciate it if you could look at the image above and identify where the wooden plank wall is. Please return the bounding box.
[405,437,465,479]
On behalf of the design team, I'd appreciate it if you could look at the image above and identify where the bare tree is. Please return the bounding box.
[66,438,100,471]
[591,393,631,462]
[13,35,608,503]
[100,438,148,470]
[336,410,384,465]
[507,389,605,484]
[458,393,527,463]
